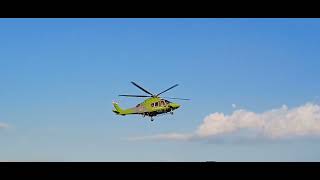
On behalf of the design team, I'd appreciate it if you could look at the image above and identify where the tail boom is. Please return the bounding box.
[112,102,135,115]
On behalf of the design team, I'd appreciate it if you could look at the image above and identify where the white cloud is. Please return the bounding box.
[129,102,320,141]
[232,104,237,108]
[196,103,320,139]
[127,133,193,141]
[0,123,8,129]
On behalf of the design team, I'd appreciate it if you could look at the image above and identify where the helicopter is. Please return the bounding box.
[112,81,190,121]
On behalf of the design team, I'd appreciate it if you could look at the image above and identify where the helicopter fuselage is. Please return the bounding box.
[112,97,180,118]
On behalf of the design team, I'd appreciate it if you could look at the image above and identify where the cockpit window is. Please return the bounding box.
[155,102,159,107]
[160,101,165,106]
[165,100,171,104]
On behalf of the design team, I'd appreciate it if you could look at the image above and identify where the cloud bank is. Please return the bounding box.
[129,102,320,142]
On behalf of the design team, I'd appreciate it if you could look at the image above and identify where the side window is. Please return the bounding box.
[155,102,159,107]
[151,103,154,107]
[161,101,165,106]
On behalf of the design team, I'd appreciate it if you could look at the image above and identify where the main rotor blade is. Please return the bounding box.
[131,81,154,96]
[156,84,179,96]
[162,97,190,100]
[119,95,151,97]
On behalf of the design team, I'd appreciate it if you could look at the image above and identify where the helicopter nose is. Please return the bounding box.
[171,103,180,109]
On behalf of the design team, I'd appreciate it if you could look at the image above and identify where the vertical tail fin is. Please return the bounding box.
[112,101,124,115]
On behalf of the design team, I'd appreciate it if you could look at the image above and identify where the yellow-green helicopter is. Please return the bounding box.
[112,82,190,121]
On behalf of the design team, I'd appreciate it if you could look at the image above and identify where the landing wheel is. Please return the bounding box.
[170,111,173,115]
[151,117,154,121]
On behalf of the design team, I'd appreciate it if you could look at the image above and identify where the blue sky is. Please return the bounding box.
[1,18,320,161]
